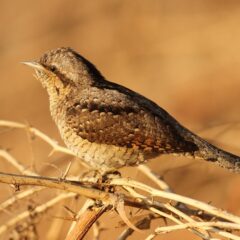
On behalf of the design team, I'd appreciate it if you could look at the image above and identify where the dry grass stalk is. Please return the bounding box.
[0,120,239,239]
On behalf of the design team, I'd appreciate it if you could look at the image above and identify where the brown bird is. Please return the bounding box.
[23,47,240,173]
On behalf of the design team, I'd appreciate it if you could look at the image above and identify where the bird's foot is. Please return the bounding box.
[80,169,102,184]
[101,170,121,182]
[80,169,121,185]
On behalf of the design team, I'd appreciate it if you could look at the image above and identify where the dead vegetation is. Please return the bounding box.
[0,120,239,239]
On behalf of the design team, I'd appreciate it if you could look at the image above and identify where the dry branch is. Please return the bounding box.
[0,120,240,239]
[66,204,110,240]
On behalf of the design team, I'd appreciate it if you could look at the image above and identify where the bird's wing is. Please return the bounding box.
[65,86,196,153]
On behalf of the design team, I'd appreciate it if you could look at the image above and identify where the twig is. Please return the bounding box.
[0,187,44,215]
[137,165,172,192]
[67,199,95,235]
[0,172,116,205]
[1,120,240,239]
[135,166,212,239]
[117,214,155,240]
[154,221,240,233]
[92,221,102,240]
[123,184,209,239]
[66,204,110,240]
[0,193,75,236]
[0,120,74,156]
[0,150,36,175]
[110,178,240,225]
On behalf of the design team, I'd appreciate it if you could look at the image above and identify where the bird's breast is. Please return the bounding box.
[56,118,146,172]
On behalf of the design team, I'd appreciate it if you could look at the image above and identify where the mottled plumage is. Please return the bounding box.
[23,47,240,172]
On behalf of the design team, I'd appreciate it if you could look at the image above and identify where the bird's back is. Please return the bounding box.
[52,79,199,171]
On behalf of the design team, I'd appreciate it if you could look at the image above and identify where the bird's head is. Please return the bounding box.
[23,47,104,97]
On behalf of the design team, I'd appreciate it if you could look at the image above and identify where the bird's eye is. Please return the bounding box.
[49,65,57,72]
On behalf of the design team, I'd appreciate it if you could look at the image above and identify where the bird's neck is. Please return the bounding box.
[43,77,72,122]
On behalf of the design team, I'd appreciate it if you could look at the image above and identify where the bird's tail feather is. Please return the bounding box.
[184,130,240,173]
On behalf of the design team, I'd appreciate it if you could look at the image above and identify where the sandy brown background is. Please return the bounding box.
[0,0,240,239]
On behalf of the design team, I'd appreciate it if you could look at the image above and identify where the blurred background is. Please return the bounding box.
[0,0,240,239]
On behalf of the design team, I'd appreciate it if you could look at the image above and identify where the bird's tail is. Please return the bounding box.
[183,129,240,173]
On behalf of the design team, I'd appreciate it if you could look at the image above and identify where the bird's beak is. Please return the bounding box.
[21,61,45,71]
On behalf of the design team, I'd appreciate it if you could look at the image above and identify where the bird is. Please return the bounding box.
[23,47,240,173]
